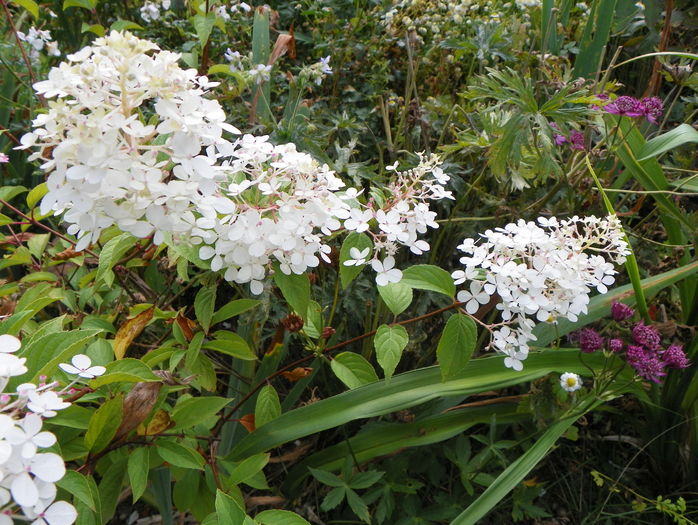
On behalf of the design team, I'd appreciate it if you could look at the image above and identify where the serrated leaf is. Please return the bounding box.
[349,470,384,489]
[157,440,205,470]
[171,396,230,429]
[211,299,260,326]
[194,286,217,333]
[346,488,371,523]
[339,233,373,288]
[96,233,136,287]
[85,394,123,453]
[11,0,38,18]
[128,448,149,502]
[378,282,412,316]
[90,358,160,388]
[109,19,143,31]
[330,352,379,389]
[215,489,246,522]
[437,314,477,381]
[374,324,408,381]
[255,385,281,428]
[57,471,96,511]
[191,13,216,46]
[309,467,345,488]
[401,265,456,297]
[273,267,310,316]
[228,453,270,486]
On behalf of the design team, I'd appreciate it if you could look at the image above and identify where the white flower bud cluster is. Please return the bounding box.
[0,335,76,525]
[20,32,450,293]
[452,215,630,370]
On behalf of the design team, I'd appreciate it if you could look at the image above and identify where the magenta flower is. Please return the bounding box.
[632,322,661,351]
[611,301,635,321]
[662,344,689,369]
[578,328,604,353]
[608,338,624,353]
[604,96,645,118]
[641,96,663,125]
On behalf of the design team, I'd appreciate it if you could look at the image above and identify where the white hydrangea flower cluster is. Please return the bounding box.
[452,215,630,371]
[20,32,450,293]
[194,135,354,295]
[0,335,77,525]
[19,31,240,251]
[344,153,453,286]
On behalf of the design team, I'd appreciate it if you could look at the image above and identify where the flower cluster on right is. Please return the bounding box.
[573,302,690,384]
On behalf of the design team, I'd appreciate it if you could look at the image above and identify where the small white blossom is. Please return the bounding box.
[344,247,370,267]
[560,372,582,392]
[58,354,105,379]
[372,256,403,286]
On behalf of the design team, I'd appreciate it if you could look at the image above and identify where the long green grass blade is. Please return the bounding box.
[572,0,618,79]
[226,350,612,461]
[450,398,604,525]
[284,403,525,493]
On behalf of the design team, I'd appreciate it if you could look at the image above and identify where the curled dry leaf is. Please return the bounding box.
[239,413,256,433]
[113,306,154,359]
[281,367,313,382]
[114,381,162,441]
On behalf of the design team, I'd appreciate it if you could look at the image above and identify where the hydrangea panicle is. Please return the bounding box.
[452,215,629,369]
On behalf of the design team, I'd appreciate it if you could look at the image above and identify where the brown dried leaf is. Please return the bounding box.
[269,33,295,65]
[174,312,195,342]
[246,496,286,507]
[137,409,172,436]
[114,381,162,441]
[113,306,154,359]
[281,367,313,382]
[239,413,256,433]
[268,442,312,464]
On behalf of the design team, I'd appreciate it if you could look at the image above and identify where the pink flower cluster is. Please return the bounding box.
[571,302,690,383]
[602,95,664,125]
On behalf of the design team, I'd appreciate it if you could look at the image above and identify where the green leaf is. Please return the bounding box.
[109,19,143,32]
[128,447,149,502]
[191,13,216,47]
[451,398,603,524]
[26,182,47,209]
[273,268,310,316]
[195,286,217,333]
[308,467,345,487]
[303,300,323,339]
[349,470,384,489]
[638,124,698,161]
[63,0,94,9]
[203,334,257,360]
[156,440,205,470]
[437,313,477,381]
[374,324,408,381]
[330,352,379,389]
[90,358,160,388]
[228,453,270,486]
[11,0,38,18]
[227,350,626,462]
[255,385,281,428]
[378,282,413,316]
[96,233,135,287]
[255,510,310,525]
[22,329,102,383]
[339,233,373,288]
[215,489,246,522]
[57,471,97,511]
[346,488,371,523]
[171,396,230,429]
[81,23,105,36]
[211,299,260,326]
[321,486,346,511]
[400,265,456,297]
[85,394,123,453]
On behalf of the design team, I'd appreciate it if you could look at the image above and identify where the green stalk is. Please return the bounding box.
[584,156,650,322]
